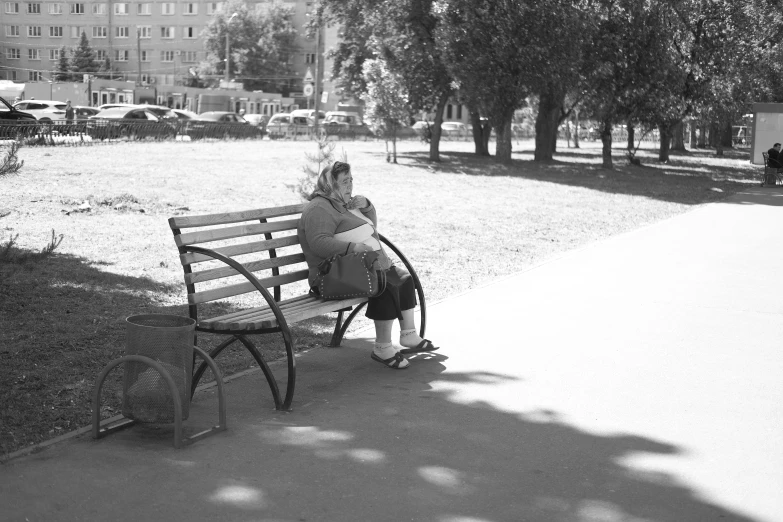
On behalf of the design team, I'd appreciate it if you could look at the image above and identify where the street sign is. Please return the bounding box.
[303,68,314,84]
[303,83,314,97]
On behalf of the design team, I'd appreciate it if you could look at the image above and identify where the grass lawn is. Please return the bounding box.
[0,137,760,457]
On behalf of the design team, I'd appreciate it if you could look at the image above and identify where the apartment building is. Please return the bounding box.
[0,0,322,93]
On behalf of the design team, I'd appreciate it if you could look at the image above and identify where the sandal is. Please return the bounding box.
[399,339,439,355]
[371,351,409,369]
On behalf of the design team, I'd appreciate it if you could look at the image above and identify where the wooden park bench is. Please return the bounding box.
[168,203,426,411]
[761,152,782,187]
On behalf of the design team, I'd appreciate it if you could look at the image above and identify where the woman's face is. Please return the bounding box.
[334,170,353,200]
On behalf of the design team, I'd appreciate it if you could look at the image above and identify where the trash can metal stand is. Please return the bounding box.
[92,314,226,448]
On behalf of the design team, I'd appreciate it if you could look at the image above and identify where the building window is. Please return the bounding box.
[49,48,60,60]
[6,25,20,36]
[26,2,40,13]
[115,26,128,38]
[5,2,19,13]
[70,26,84,38]
[91,3,105,14]
[304,53,315,64]
[138,25,151,38]
[49,26,63,37]
[114,2,127,14]
[27,25,41,37]
[183,51,198,62]
[183,26,196,39]
[206,2,223,14]
[115,50,128,61]
[28,48,41,60]
[7,71,18,81]
[161,2,174,14]
[184,2,197,14]
[140,50,150,61]
[136,2,150,14]
[70,3,84,14]
[48,2,61,13]
[96,49,106,60]
[92,26,107,38]
[457,105,463,119]
[161,50,174,62]
[6,48,21,59]
[29,71,43,81]
[160,26,174,38]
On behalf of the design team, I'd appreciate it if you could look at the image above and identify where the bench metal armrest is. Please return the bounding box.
[378,234,427,338]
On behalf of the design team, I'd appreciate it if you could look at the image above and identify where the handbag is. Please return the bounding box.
[315,250,386,299]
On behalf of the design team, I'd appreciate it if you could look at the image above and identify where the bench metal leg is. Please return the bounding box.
[235,335,283,410]
[191,335,238,397]
[330,303,367,347]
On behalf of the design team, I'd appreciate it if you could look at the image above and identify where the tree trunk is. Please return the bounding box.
[565,121,572,148]
[697,123,707,148]
[481,120,491,153]
[573,110,580,149]
[689,121,697,148]
[658,124,672,163]
[429,95,448,162]
[708,122,719,148]
[671,121,685,151]
[392,130,398,163]
[534,88,565,161]
[495,113,514,164]
[469,106,488,156]
[601,119,613,169]
[721,120,733,149]
[627,122,634,151]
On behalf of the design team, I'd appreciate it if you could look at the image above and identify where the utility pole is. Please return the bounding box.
[136,28,142,85]
[313,23,321,137]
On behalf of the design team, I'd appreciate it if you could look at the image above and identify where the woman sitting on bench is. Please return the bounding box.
[298,161,439,369]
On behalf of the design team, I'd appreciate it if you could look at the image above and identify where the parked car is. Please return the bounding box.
[171,109,199,120]
[323,111,373,138]
[12,100,67,122]
[441,121,468,138]
[324,111,363,126]
[87,107,177,140]
[183,111,262,140]
[412,121,433,131]
[73,106,100,119]
[0,95,37,138]
[243,114,268,128]
[139,105,179,121]
[266,113,292,138]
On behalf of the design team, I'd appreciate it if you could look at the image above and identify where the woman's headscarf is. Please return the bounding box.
[308,161,351,204]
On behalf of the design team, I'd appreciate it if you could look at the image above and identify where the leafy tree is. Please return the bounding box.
[361,58,411,163]
[201,0,297,92]
[53,47,71,82]
[70,32,99,77]
[319,0,455,162]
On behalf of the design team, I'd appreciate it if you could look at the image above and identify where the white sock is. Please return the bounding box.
[400,329,424,348]
[373,342,397,359]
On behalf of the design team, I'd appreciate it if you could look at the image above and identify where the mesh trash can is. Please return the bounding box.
[121,314,195,423]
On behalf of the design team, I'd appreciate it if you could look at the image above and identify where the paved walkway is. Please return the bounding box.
[2,188,782,522]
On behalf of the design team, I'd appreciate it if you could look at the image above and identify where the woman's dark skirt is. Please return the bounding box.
[366,265,417,321]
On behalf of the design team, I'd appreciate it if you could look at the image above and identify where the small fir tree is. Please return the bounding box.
[70,32,99,78]
[53,46,71,82]
[291,137,347,201]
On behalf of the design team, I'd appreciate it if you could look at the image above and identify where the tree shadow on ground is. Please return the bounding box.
[192,355,759,522]
[387,146,761,206]
[0,251,343,455]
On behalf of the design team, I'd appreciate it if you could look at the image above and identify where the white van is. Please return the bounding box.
[324,111,363,126]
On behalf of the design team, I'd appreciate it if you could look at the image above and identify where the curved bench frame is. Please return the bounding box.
[92,347,226,448]
[182,234,426,412]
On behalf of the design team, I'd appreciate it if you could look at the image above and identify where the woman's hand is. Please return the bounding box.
[348,195,369,210]
[352,242,373,253]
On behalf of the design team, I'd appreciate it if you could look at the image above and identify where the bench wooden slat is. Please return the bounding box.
[175,218,300,247]
[189,269,309,305]
[246,297,367,330]
[199,294,315,328]
[201,296,367,330]
[186,253,306,285]
[169,204,305,229]
[180,235,300,265]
